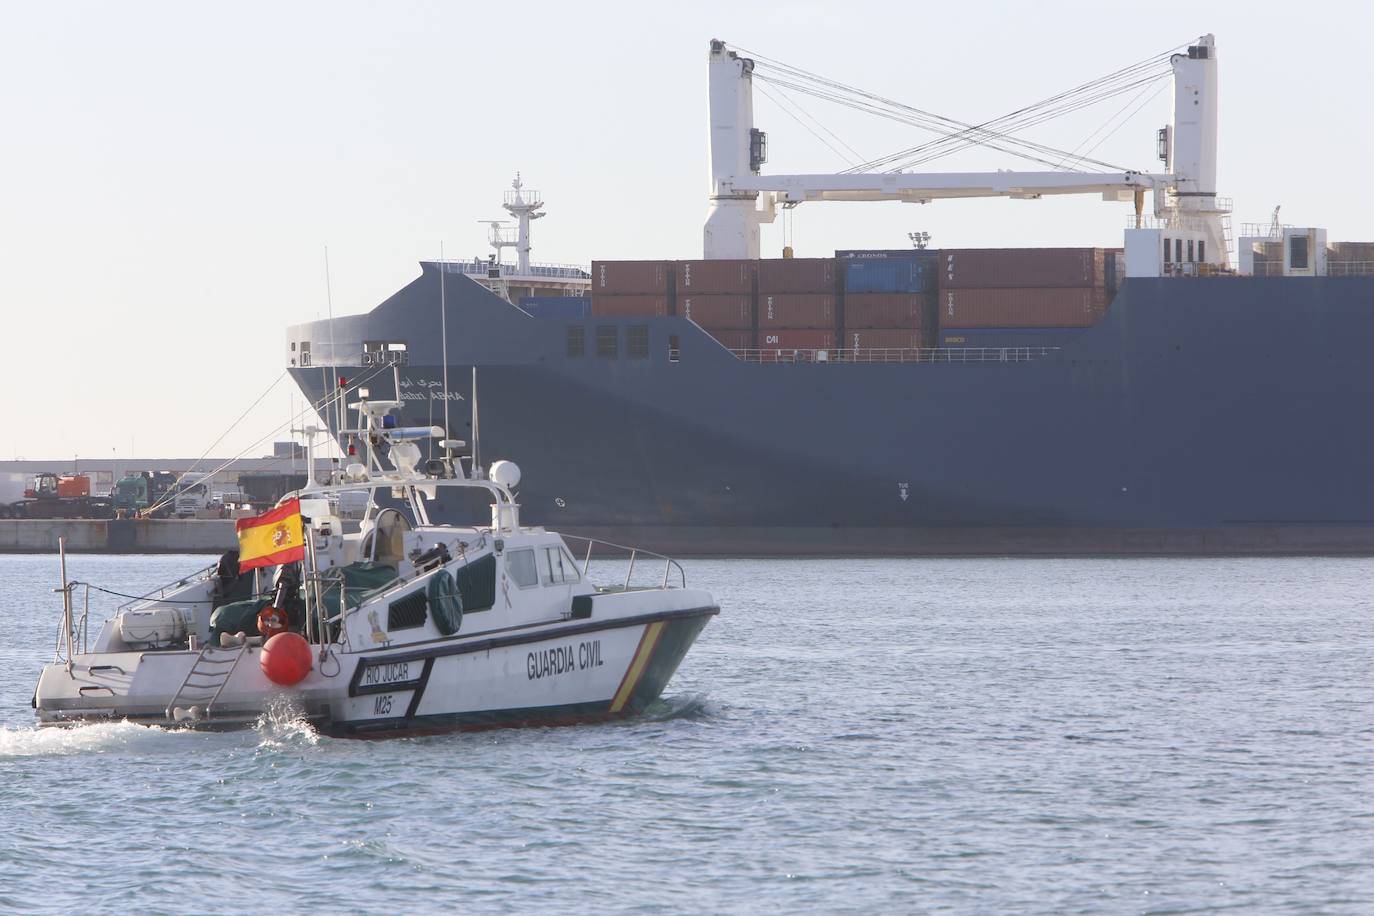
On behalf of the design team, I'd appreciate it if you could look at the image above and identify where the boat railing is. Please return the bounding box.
[729,346,1060,365]
[1243,261,1374,277]
[437,260,591,280]
[562,535,687,591]
[117,561,221,612]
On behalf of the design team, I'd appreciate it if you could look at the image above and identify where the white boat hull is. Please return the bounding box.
[34,601,717,736]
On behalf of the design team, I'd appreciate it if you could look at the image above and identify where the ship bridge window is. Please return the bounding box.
[1187,239,1194,262]
[1199,240,1206,263]
[363,341,409,367]
[596,326,618,358]
[299,341,311,367]
[1163,238,1171,263]
[541,546,581,585]
[566,326,585,357]
[1290,235,1310,270]
[1175,239,1183,264]
[506,548,539,588]
[628,326,649,359]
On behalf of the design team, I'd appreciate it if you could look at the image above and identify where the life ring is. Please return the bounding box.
[257,605,289,639]
[428,569,463,636]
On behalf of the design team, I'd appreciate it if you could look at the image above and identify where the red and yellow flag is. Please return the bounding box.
[236,497,305,572]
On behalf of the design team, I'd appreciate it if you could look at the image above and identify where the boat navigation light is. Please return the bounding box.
[489,460,521,490]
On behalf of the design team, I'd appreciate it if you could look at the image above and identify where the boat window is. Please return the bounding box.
[541,546,581,584]
[506,549,539,588]
[1163,238,1171,263]
[1187,239,1194,262]
[1175,238,1183,264]
[669,334,680,363]
[1198,240,1206,263]
[566,326,585,357]
[628,325,649,359]
[596,326,618,358]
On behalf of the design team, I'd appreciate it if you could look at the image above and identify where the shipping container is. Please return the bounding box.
[758,293,834,329]
[939,248,1105,289]
[590,295,668,318]
[706,329,753,351]
[680,294,753,329]
[835,249,938,260]
[758,329,836,350]
[677,259,754,294]
[842,328,926,350]
[519,296,590,319]
[843,258,932,293]
[591,260,671,294]
[758,258,837,293]
[938,327,1087,349]
[938,287,1105,328]
[843,293,933,329]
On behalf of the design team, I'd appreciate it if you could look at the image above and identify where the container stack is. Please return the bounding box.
[677,259,756,350]
[757,258,837,350]
[837,251,938,353]
[936,248,1107,348]
[590,260,672,317]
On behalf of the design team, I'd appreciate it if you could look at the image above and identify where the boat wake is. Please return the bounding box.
[642,692,717,722]
[0,720,185,757]
[252,697,320,749]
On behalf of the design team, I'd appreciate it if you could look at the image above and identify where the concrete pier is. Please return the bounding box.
[0,519,236,554]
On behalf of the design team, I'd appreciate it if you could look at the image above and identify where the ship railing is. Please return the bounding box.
[729,346,1060,365]
[562,535,687,591]
[437,259,590,279]
[116,561,221,613]
[1245,261,1374,277]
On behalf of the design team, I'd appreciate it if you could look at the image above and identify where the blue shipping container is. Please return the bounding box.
[835,249,936,260]
[519,296,591,319]
[843,258,932,294]
[938,327,1086,349]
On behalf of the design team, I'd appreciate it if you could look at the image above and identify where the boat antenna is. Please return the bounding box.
[324,245,344,457]
[439,241,452,465]
[471,366,481,477]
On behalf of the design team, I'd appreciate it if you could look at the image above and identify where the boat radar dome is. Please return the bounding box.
[489,460,521,490]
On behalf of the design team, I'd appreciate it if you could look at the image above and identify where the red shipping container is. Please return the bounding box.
[842,328,926,350]
[759,293,834,329]
[758,258,837,293]
[681,294,753,329]
[590,295,668,318]
[939,248,1106,289]
[938,287,1105,328]
[591,260,671,294]
[758,329,836,350]
[706,329,753,350]
[677,259,755,294]
[843,293,932,329]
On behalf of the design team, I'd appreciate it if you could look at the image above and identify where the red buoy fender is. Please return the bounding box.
[260,631,313,686]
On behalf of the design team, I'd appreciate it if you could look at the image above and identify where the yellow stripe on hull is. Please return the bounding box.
[609,621,665,713]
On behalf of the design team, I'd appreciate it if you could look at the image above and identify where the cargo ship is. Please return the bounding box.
[287,35,1374,556]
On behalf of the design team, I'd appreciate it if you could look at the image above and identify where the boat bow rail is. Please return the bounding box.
[563,535,688,591]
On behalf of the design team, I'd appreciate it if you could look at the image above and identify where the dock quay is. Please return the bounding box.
[0,519,236,554]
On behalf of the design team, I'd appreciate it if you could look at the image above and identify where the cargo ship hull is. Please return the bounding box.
[287,267,1374,556]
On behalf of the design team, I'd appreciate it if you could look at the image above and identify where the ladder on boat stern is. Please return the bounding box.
[165,644,247,722]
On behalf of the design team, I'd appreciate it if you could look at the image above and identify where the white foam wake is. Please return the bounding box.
[0,720,179,757]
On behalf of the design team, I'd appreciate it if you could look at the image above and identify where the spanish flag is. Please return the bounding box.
[236,497,305,572]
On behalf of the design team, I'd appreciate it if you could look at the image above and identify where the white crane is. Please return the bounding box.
[703,36,1228,267]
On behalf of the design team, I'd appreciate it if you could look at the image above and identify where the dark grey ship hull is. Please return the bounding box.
[287,265,1374,556]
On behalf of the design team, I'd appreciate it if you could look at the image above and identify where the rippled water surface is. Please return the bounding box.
[3,553,1374,913]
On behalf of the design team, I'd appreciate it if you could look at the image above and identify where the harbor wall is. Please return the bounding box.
[0,519,236,554]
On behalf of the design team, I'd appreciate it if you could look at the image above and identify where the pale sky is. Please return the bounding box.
[2,0,1368,462]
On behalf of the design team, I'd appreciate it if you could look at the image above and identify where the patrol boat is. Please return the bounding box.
[32,392,718,735]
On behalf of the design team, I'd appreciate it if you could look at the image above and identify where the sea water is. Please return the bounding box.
[2,553,1373,913]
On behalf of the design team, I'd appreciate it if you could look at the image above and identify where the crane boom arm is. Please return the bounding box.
[725,170,1167,204]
